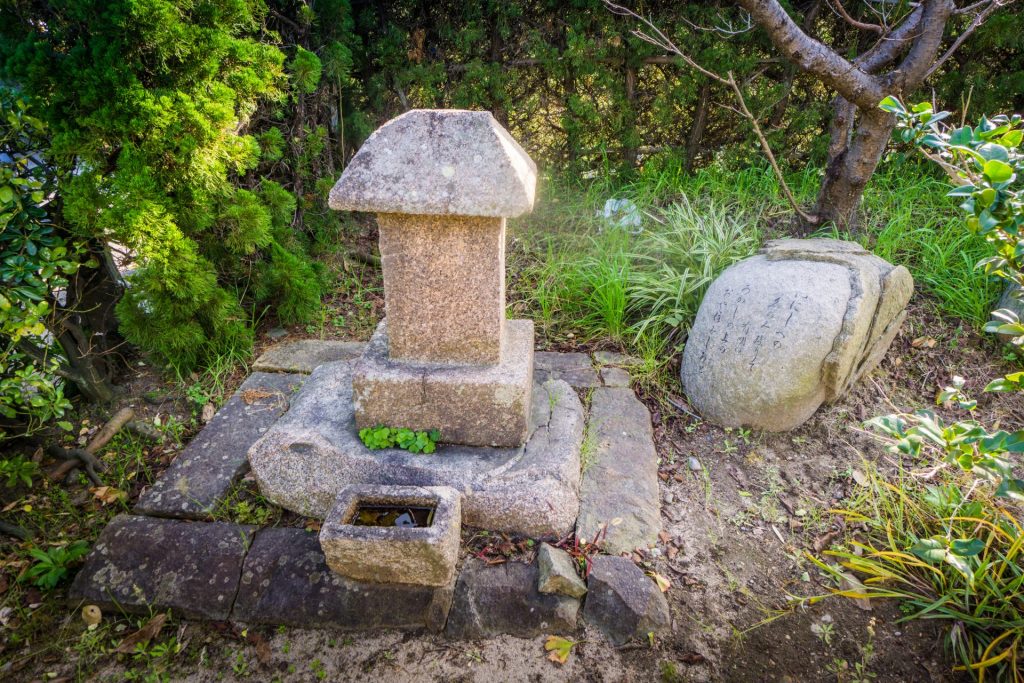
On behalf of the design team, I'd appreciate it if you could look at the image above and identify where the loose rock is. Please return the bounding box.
[583,555,671,646]
[537,543,587,598]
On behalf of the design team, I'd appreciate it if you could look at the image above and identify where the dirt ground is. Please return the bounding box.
[3,294,1021,682]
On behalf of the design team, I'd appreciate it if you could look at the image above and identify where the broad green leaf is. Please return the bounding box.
[983,159,1014,183]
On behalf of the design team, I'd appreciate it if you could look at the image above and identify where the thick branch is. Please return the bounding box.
[829,0,884,33]
[891,0,955,90]
[735,0,885,108]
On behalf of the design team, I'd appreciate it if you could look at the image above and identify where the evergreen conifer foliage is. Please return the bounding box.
[1,0,322,372]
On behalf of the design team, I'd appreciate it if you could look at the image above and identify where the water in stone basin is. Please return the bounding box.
[350,504,435,527]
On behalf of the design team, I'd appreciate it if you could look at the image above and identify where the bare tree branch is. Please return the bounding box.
[604,1,817,223]
[733,0,885,108]
[827,0,884,34]
[926,0,1017,79]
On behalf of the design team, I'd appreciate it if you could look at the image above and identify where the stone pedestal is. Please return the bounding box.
[329,109,538,448]
[353,320,534,448]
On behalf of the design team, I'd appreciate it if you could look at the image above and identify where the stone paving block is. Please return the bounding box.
[533,351,600,388]
[135,372,304,519]
[233,527,452,632]
[576,387,661,555]
[253,340,366,374]
[600,366,631,387]
[593,351,642,367]
[583,555,670,646]
[445,559,579,639]
[69,515,254,621]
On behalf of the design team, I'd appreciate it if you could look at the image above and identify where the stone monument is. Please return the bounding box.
[681,238,913,431]
[248,109,585,537]
[329,109,537,448]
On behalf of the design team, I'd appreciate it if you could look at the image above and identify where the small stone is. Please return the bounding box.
[663,492,674,504]
[267,327,289,341]
[534,351,601,388]
[583,556,670,646]
[69,515,254,620]
[688,456,702,472]
[445,559,579,639]
[537,544,587,598]
[600,366,631,387]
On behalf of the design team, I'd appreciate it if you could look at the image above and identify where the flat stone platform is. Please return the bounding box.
[249,360,583,538]
[71,342,666,640]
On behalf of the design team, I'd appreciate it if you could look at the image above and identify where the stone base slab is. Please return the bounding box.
[234,527,454,632]
[352,319,534,448]
[248,361,583,538]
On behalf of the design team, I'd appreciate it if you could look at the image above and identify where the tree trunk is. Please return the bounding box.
[53,240,125,402]
[685,82,710,173]
[814,108,895,228]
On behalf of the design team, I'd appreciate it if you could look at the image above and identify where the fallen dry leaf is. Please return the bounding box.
[648,571,671,593]
[839,572,873,611]
[680,652,707,665]
[90,486,127,505]
[658,530,671,544]
[115,613,167,654]
[911,336,937,349]
[544,635,576,665]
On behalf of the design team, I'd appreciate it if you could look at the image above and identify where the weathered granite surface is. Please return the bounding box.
[583,555,671,646]
[69,515,254,620]
[328,109,537,218]
[681,238,913,431]
[377,214,507,364]
[352,320,534,448]
[445,559,580,639]
[534,351,600,388]
[593,351,642,367]
[253,340,365,374]
[249,362,583,537]
[600,366,631,388]
[135,372,304,519]
[233,527,452,632]
[576,387,660,555]
[320,485,461,586]
[537,543,587,598]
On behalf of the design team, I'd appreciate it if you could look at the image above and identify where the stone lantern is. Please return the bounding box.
[329,109,536,448]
